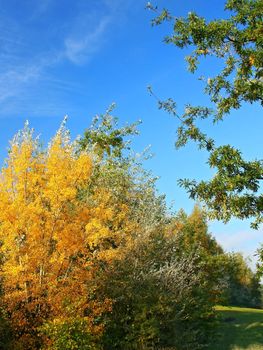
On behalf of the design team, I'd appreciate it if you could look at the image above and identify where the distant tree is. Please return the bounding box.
[223,252,262,308]
[147,0,263,229]
[171,205,224,256]
[170,206,262,308]
[258,248,263,276]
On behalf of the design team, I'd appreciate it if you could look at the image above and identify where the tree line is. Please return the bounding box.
[0,112,261,349]
[0,0,262,348]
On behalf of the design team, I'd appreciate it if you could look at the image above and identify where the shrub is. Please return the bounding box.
[40,318,100,350]
[100,231,218,350]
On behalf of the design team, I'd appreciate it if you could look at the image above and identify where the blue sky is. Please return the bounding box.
[0,0,262,268]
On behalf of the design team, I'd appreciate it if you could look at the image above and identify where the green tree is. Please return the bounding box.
[100,231,218,350]
[170,206,262,308]
[79,111,220,349]
[147,0,263,229]
[223,252,262,308]
[171,205,224,256]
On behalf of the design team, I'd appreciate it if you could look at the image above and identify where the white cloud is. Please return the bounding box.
[0,65,40,103]
[33,0,52,15]
[0,0,134,113]
[63,0,135,65]
[64,16,111,64]
[217,229,261,251]
[0,51,62,106]
[214,228,262,270]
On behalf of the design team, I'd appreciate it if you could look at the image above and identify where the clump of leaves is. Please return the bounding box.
[147,0,263,229]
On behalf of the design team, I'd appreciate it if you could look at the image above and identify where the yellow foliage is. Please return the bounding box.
[0,124,133,347]
[249,55,255,66]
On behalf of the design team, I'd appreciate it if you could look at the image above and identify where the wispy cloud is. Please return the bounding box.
[214,228,262,269]
[0,65,40,103]
[31,0,52,17]
[63,0,134,65]
[216,229,262,251]
[0,50,62,105]
[64,16,111,65]
[0,0,134,115]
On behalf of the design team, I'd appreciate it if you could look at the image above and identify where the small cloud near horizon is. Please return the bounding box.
[214,227,262,270]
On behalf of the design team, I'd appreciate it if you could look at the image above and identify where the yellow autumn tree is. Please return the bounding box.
[0,121,132,349]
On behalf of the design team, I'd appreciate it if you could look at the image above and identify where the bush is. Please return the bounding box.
[40,318,100,350]
[100,231,218,350]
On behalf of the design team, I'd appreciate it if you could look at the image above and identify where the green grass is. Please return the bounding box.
[208,306,263,350]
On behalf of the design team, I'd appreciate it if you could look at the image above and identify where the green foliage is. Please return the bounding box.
[40,318,99,350]
[94,202,222,349]
[79,114,221,349]
[170,206,262,309]
[2,107,259,349]
[178,146,263,229]
[78,108,223,350]
[172,205,224,256]
[79,103,140,159]
[257,245,263,276]
[223,253,262,308]
[79,105,168,240]
[148,0,263,229]
[100,231,218,350]
[150,0,263,117]
[0,310,13,350]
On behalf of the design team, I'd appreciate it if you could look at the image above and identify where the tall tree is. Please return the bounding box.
[79,111,221,349]
[0,121,134,349]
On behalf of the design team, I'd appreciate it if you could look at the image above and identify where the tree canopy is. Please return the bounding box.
[147,0,263,229]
